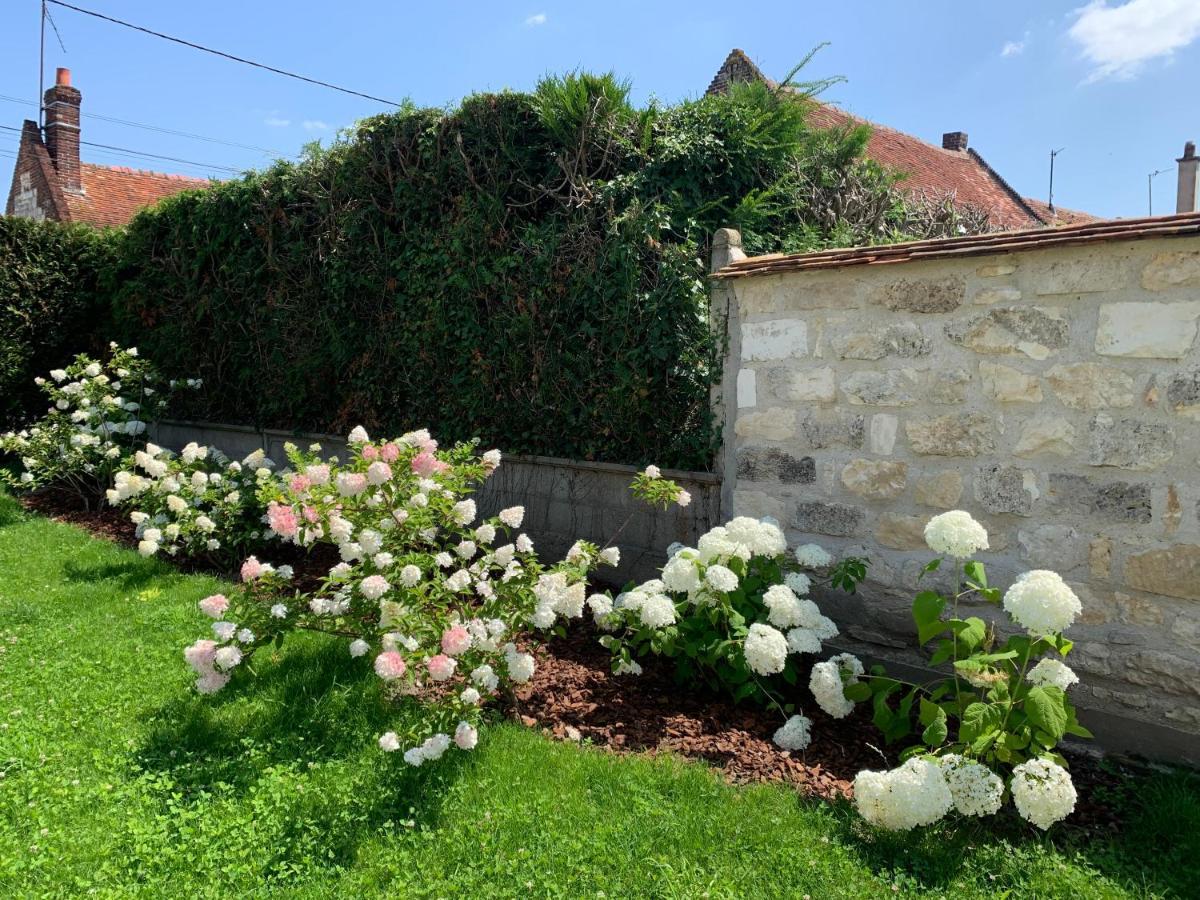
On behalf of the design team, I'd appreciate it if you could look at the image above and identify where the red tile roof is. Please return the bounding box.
[713,211,1200,279]
[707,49,1053,229]
[63,163,210,228]
[1021,197,1103,228]
[804,104,1042,229]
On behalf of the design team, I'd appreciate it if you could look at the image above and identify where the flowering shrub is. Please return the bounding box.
[841,510,1088,831]
[0,345,191,503]
[182,426,615,765]
[109,441,278,564]
[596,473,866,749]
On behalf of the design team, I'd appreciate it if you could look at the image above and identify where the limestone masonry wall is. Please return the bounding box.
[719,235,1200,762]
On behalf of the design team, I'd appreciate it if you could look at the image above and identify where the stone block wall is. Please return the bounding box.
[719,235,1200,762]
[151,420,720,586]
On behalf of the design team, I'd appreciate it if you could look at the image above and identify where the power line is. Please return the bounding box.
[0,94,285,157]
[0,123,241,173]
[46,0,402,107]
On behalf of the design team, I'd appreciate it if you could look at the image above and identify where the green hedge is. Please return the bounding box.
[108,77,880,471]
[0,217,117,428]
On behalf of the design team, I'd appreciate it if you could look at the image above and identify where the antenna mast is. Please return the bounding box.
[1048,147,1065,214]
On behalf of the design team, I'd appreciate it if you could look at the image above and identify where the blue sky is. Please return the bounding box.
[2,1,1198,220]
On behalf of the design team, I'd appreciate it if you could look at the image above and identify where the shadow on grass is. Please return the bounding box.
[824,779,1196,898]
[63,557,166,590]
[130,634,480,870]
[0,489,26,528]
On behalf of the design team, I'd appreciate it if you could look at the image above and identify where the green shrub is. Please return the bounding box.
[107,74,900,471]
[0,217,118,428]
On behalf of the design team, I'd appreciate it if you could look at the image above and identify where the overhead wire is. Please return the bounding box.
[0,94,285,157]
[0,123,242,174]
[46,0,401,106]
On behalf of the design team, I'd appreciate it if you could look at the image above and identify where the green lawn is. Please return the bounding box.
[0,489,1196,899]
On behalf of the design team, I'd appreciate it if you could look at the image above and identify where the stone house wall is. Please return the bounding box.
[717,233,1200,763]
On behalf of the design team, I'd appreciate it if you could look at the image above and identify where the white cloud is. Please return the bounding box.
[264,113,290,128]
[302,120,328,132]
[1001,39,1026,57]
[1068,0,1200,82]
[524,12,546,26]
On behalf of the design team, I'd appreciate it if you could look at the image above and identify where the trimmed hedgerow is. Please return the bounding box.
[0,217,118,428]
[108,75,902,471]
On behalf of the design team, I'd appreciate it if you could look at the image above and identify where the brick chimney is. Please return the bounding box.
[1177,141,1198,214]
[942,131,969,152]
[43,67,82,193]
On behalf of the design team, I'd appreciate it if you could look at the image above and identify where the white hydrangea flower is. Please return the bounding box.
[743,623,788,675]
[599,546,620,567]
[923,510,989,559]
[498,506,524,528]
[1026,658,1079,691]
[784,571,812,596]
[349,639,369,658]
[704,564,738,593]
[939,755,1004,817]
[639,594,676,628]
[773,714,813,751]
[853,758,953,831]
[661,555,701,594]
[809,653,863,719]
[347,425,369,443]
[378,732,400,752]
[1003,570,1081,635]
[504,648,535,684]
[1011,758,1077,830]
[763,584,804,628]
[786,627,822,655]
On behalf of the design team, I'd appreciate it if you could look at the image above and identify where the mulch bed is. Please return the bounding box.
[18,488,1142,832]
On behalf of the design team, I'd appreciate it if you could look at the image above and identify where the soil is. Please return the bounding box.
[17,488,1145,833]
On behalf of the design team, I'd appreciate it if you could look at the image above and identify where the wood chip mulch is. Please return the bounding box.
[17,488,1148,832]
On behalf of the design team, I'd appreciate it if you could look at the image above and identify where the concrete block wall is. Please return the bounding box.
[719,235,1200,763]
[151,420,720,586]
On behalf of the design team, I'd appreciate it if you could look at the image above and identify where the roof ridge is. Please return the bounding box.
[967,147,1047,226]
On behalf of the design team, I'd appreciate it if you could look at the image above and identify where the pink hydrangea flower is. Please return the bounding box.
[380,442,401,462]
[441,625,472,656]
[426,654,457,681]
[373,651,407,681]
[454,721,478,750]
[367,461,393,485]
[361,443,379,460]
[196,671,231,694]
[184,639,218,674]
[198,594,229,618]
[411,450,448,477]
[240,556,265,582]
[302,505,320,523]
[289,474,312,495]
[267,502,299,538]
[336,472,368,497]
[305,463,330,485]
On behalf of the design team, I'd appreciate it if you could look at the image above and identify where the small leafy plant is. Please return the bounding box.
[182,426,617,765]
[0,345,192,505]
[596,469,868,750]
[844,510,1087,831]
[109,441,279,567]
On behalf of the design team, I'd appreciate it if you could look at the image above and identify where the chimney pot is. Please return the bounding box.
[1178,140,1199,214]
[42,73,83,193]
[942,131,969,151]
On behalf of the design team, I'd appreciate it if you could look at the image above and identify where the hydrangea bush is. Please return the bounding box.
[109,441,278,565]
[841,510,1087,831]
[0,345,193,504]
[596,472,867,750]
[182,426,615,765]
